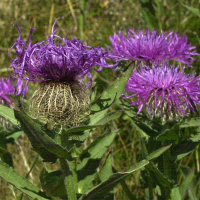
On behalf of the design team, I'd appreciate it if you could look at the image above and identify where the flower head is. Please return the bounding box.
[9,17,117,97]
[109,29,198,66]
[123,64,200,120]
[0,77,15,106]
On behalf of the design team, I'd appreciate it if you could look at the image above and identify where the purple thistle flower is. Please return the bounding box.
[109,29,198,66]
[122,64,200,120]
[0,77,15,106]
[9,17,117,97]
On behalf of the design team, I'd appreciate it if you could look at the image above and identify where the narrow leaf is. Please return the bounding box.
[14,110,72,161]
[0,105,18,125]
[89,65,133,125]
[179,170,195,198]
[0,160,49,200]
[146,144,172,160]
[40,168,67,199]
[99,155,113,182]
[77,130,118,194]
[62,110,122,135]
[79,160,149,200]
[171,141,199,161]
[189,126,200,142]
[6,131,23,140]
[170,187,182,200]
[146,162,174,188]
[180,117,200,128]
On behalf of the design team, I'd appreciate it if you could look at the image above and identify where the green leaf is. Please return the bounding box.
[179,170,195,199]
[180,117,200,128]
[78,140,171,199]
[99,155,113,182]
[146,162,174,188]
[14,110,72,161]
[171,141,199,161]
[62,110,122,136]
[0,105,18,125]
[89,65,133,125]
[77,130,118,194]
[146,144,172,160]
[6,131,23,140]
[131,119,159,137]
[181,3,200,17]
[40,168,67,198]
[189,126,200,142]
[79,160,149,200]
[0,160,49,200]
[170,187,182,200]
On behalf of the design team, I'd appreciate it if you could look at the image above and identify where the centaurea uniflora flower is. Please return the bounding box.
[122,64,200,121]
[109,29,198,67]
[9,17,117,127]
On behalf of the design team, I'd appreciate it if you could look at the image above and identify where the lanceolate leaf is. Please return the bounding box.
[61,110,122,136]
[40,168,67,198]
[146,144,171,160]
[189,126,200,142]
[179,170,195,199]
[89,65,133,125]
[171,141,199,161]
[77,130,118,194]
[79,144,171,200]
[79,160,149,200]
[0,160,49,200]
[0,105,18,125]
[99,155,113,182]
[14,110,72,161]
[170,187,182,200]
[180,117,200,128]
[146,162,174,188]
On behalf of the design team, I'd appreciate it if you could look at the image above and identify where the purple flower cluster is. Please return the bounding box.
[109,29,198,66]
[123,64,200,119]
[9,18,117,97]
[109,28,200,119]
[0,77,15,106]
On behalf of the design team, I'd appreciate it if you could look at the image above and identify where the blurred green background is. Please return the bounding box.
[0,0,200,199]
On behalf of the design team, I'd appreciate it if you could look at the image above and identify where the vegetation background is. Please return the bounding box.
[0,0,200,199]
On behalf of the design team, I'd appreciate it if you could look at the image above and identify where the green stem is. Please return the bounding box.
[60,158,77,200]
[79,0,85,40]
